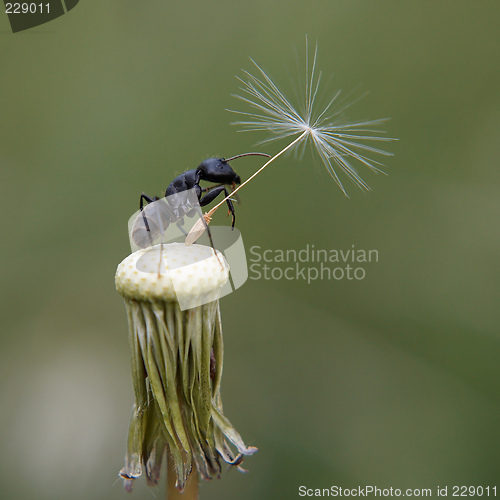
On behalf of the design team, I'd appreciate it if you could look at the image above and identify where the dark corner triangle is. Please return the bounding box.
[63,0,79,12]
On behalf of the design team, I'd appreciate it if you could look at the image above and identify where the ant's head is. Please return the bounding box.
[197,152,270,185]
[197,157,241,184]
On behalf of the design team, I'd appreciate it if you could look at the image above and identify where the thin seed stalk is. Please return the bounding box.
[207,130,309,217]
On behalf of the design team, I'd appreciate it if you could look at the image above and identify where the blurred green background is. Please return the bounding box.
[1,1,500,499]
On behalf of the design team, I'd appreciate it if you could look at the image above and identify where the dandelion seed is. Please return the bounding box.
[229,39,396,195]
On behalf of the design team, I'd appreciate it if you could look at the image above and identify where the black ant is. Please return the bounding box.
[131,152,270,250]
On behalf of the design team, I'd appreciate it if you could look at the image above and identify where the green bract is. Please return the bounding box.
[115,244,257,492]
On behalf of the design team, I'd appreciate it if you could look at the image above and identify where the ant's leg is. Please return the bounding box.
[175,220,188,236]
[139,193,156,246]
[200,186,236,229]
[192,206,217,248]
[200,183,223,194]
[203,183,240,203]
[230,182,241,205]
[140,193,157,211]
[138,193,170,247]
[190,205,222,266]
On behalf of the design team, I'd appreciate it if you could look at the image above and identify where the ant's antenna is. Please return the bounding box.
[224,152,271,162]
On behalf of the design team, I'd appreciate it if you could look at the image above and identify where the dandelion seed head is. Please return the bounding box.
[229,41,396,195]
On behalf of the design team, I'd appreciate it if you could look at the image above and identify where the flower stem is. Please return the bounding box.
[167,451,199,500]
[207,130,309,217]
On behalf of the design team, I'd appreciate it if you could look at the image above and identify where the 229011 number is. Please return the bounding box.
[452,485,497,496]
[5,3,50,14]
